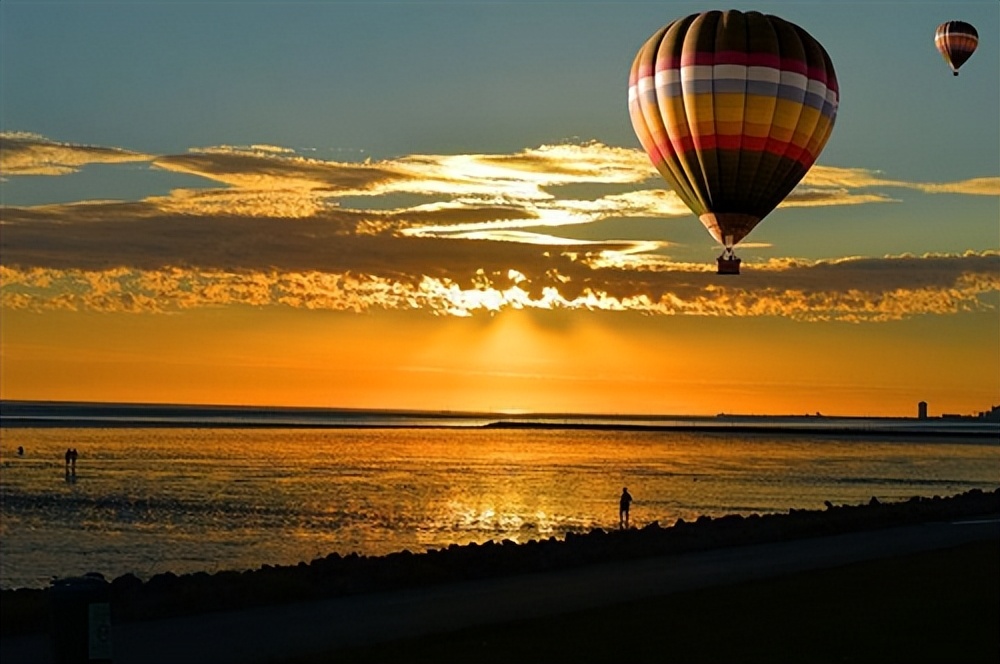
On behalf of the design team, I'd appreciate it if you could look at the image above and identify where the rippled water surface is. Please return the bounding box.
[2,427,997,588]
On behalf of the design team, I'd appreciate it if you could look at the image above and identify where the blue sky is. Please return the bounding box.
[3,2,998,250]
[1,1,998,416]
[4,2,997,163]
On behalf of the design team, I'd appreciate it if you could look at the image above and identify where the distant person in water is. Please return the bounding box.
[65,448,78,475]
[619,487,633,529]
[17,446,24,456]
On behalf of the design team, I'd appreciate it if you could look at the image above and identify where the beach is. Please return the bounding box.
[2,488,997,663]
[3,407,998,661]
[4,414,998,591]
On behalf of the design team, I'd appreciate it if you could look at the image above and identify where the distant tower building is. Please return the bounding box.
[918,401,928,419]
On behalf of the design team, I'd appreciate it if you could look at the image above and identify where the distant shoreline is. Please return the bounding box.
[2,418,997,439]
[481,420,1000,438]
[1,399,997,438]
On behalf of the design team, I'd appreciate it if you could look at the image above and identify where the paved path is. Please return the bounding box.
[4,517,998,664]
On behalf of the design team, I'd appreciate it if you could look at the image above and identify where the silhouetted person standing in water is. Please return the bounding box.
[65,448,75,482]
[619,487,633,529]
[64,448,78,479]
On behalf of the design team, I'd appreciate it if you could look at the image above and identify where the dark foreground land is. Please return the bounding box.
[2,489,998,663]
[298,540,999,664]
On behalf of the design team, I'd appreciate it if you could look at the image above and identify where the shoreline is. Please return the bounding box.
[3,488,998,639]
[482,419,1000,438]
[3,399,998,437]
[3,417,997,438]
[3,506,996,664]
[3,420,997,438]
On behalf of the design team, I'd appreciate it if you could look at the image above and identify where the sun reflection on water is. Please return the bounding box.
[2,426,997,588]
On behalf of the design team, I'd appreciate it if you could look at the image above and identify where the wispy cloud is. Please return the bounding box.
[2,134,997,321]
[798,165,1000,199]
[907,178,1000,196]
[0,132,151,177]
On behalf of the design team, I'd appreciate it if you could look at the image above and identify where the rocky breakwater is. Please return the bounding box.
[3,487,998,636]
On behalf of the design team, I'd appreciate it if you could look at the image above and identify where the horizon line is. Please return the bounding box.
[2,397,996,422]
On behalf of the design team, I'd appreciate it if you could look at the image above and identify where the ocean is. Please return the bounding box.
[1,405,998,590]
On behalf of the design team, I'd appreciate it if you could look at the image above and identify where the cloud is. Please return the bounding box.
[2,249,996,322]
[153,148,407,195]
[799,165,1000,198]
[783,188,899,208]
[6,136,991,231]
[908,177,1000,196]
[0,132,151,176]
[2,135,998,321]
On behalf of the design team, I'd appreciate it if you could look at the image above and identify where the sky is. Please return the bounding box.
[1,0,998,417]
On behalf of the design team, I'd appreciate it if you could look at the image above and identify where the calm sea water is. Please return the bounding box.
[1,426,998,589]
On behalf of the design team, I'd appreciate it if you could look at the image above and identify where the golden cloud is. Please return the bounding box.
[0,132,151,176]
[800,166,1000,197]
[2,252,996,323]
[3,135,999,322]
[153,151,406,194]
[7,135,992,237]
[909,177,1000,196]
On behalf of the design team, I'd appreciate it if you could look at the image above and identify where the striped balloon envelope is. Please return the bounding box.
[628,10,839,274]
[935,21,978,76]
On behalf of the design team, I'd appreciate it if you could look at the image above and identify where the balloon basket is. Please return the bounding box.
[716,256,741,275]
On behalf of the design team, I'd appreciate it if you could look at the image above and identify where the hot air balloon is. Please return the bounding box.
[628,10,839,274]
[935,21,978,76]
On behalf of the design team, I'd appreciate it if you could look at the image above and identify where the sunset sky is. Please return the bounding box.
[2,0,998,417]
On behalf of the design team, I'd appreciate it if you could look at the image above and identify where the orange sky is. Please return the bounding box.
[2,304,996,417]
[2,139,998,419]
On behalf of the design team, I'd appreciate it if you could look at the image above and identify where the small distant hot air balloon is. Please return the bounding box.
[628,10,839,274]
[935,21,978,76]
